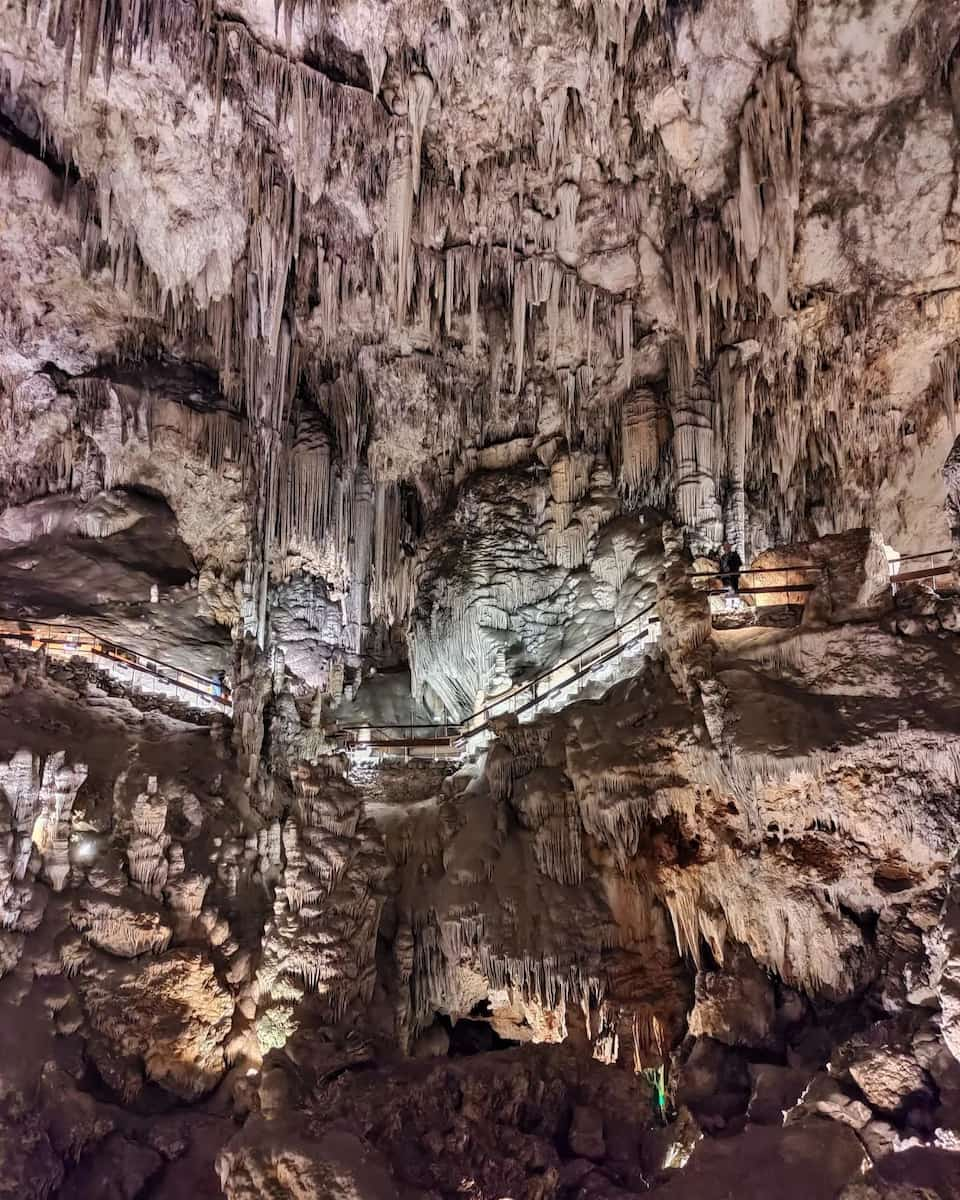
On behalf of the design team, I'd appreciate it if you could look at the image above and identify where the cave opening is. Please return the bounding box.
[441,1004,521,1057]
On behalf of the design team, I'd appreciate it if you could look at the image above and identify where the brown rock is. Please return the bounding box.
[569,1105,606,1161]
[687,947,775,1048]
[849,1051,930,1114]
[803,528,893,625]
[71,897,173,958]
[79,950,233,1099]
[218,1122,399,1200]
[57,1133,164,1200]
[839,1181,939,1200]
[747,1064,812,1125]
[787,1073,872,1130]
[560,1158,598,1189]
[646,1120,864,1199]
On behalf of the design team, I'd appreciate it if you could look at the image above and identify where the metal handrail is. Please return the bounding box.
[0,618,219,689]
[460,626,650,742]
[335,721,462,733]
[893,547,955,563]
[695,547,957,582]
[460,601,659,731]
[0,618,230,707]
[336,722,461,744]
[703,545,960,616]
[691,564,820,578]
[331,602,662,753]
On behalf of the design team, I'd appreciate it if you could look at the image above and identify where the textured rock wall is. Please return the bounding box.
[3,521,960,1200]
[408,459,660,718]
[3,0,960,652]
[3,2,960,1198]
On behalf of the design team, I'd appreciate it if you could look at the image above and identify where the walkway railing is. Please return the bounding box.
[333,722,462,757]
[333,602,661,758]
[10,539,953,751]
[0,618,231,711]
[460,602,660,736]
[698,544,959,621]
[691,562,821,598]
[889,547,957,589]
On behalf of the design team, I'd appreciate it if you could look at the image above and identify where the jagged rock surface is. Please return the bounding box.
[3,1,960,1198]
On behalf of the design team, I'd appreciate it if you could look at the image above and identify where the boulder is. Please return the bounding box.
[785,1073,872,1130]
[861,1120,900,1161]
[559,1158,598,1189]
[57,1133,164,1200]
[687,947,776,1048]
[944,435,960,545]
[747,1064,812,1125]
[644,1120,864,1199]
[78,950,233,1099]
[411,1022,450,1058]
[569,1105,606,1161]
[70,897,173,958]
[218,1122,399,1200]
[875,1147,960,1199]
[676,1038,751,1131]
[804,529,893,625]
[936,598,960,634]
[743,549,817,608]
[838,1181,940,1200]
[849,1050,931,1114]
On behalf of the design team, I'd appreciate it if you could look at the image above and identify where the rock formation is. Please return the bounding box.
[2,0,960,1196]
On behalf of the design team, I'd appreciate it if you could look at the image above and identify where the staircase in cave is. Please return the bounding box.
[333,601,662,760]
[3,547,953,747]
[334,542,958,760]
[0,619,230,713]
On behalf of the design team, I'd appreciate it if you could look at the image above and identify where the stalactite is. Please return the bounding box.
[555,181,580,266]
[388,131,415,324]
[14,0,831,622]
[512,268,527,394]
[669,211,736,370]
[726,61,803,317]
[620,388,660,495]
[619,300,633,390]
[342,467,375,653]
[932,343,960,438]
[407,73,435,199]
[0,136,83,214]
[715,348,754,556]
[371,482,400,625]
[278,406,331,554]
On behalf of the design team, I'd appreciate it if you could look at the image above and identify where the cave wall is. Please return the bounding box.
[2,0,960,660]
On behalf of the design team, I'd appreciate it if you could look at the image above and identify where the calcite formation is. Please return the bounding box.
[2,0,960,1197]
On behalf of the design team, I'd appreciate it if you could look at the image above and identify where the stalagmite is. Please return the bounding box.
[670,342,722,550]
[7,7,960,1189]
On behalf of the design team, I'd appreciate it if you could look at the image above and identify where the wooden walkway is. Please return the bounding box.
[701,546,958,625]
